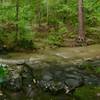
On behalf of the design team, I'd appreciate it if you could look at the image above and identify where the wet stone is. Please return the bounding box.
[35,65,100,94]
[0,60,100,99]
[0,91,8,100]
[5,77,22,92]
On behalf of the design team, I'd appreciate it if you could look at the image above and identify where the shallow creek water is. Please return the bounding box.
[0,58,100,100]
[0,45,100,100]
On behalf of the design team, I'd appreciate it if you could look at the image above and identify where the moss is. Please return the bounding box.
[95,67,100,74]
[74,86,100,100]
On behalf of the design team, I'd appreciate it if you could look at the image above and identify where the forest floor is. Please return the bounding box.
[1,44,100,64]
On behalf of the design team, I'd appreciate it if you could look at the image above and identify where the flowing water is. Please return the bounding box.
[0,59,100,100]
[0,45,100,100]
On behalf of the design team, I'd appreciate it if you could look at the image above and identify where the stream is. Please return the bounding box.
[0,45,100,100]
[0,58,100,100]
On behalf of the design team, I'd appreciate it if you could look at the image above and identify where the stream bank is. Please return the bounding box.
[0,44,100,100]
[0,58,100,100]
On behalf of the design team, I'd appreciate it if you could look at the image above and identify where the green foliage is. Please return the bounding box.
[0,0,100,49]
[45,27,67,46]
[17,38,36,50]
[84,0,100,26]
[46,33,62,46]
[74,86,100,100]
[95,67,100,74]
[58,26,68,34]
[0,64,8,83]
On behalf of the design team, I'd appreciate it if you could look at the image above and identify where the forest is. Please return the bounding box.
[0,0,100,100]
[0,0,100,50]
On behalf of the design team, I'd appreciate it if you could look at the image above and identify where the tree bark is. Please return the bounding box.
[78,0,85,41]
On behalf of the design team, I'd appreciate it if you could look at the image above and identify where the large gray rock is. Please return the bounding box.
[35,65,100,94]
[1,60,100,96]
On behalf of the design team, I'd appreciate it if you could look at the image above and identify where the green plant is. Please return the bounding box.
[0,0,100,49]
[46,32,63,46]
[95,67,100,74]
[74,86,100,100]
[0,64,8,84]
[17,38,36,50]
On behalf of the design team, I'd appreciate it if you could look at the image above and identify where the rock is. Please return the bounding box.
[42,72,53,81]
[97,93,100,97]
[24,84,35,99]
[21,65,35,99]
[0,90,3,96]
[21,65,34,87]
[2,64,23,92]
[0,60,100,97]
[83,75,100,85]
[5,77,22,92]
[36,67,83,94]
[35,64,100,94]
[0,58,26,65]
[0,91,8,100]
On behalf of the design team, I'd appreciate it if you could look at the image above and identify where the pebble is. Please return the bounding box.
[0,90,3,96]
[97,93,100,97]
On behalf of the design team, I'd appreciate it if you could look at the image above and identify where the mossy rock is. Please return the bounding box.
[74,86,100,100]
[95,67,100,74]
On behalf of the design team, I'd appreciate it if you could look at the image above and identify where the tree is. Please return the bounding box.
[34,0,41,27]
[78,0,85,42]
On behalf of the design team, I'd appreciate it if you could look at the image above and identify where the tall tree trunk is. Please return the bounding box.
[34,0,41,27]
[78,0,85,41]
